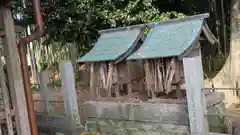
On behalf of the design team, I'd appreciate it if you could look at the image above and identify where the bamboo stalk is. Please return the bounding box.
[100,63,107,89]
[175,59,182,99]
[150,60,156,98]
[0,125,2,135]
[95,63,100,97]
[126,61,132,96]
[89,62,95,97]
[157,59,164,92]
[144,60,156,99]
[165,58,176,94]
[144,60,151,97]
[114,65,120,97]
[154,60,158,92]
[164,58,170,90]
[107,62,114,97]
[1,125,6,135]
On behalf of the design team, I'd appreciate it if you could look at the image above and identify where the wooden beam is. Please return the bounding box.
[179,40,200,60]
[0,48,14,135]
[0,10,24,36]
[0,6,31,135]
[182,48,209,135]
[0,109,15,124]
[175,59,183,99]
[0,25,24,36]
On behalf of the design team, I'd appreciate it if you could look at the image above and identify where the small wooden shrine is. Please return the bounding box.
[77,26,146,98]
[127,13,217,100]
[79,13,218,135]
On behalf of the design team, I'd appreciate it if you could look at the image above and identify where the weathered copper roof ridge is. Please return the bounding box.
[127,13,217,60]
[77,26,145,63]
[78,13,217,62]
[99,13,210,34]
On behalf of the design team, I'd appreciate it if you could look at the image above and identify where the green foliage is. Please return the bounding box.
[10,0,100,54]
[144,11,185,34]
[10,0,184,50]
[31,85,40,92]
[9,0,185,71]
[74,70,81,83]
[9,0,232,84]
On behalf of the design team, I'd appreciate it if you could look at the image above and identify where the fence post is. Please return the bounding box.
[59,60,81,127]
[236,79,240,98]
[39,69,53,113]
[211,83,215,92]
[182,47,209,135]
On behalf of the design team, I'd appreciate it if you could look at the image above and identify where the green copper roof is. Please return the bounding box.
[77,27,143,63]
[127,14,215,60]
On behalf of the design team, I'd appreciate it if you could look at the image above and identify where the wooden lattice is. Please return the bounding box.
[0,50,15,135]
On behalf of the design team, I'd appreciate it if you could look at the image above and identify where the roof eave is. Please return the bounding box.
[179,21,217,59]
[76,58,113,63]
[201,21,218,44]
[178,20,204,59]
[77,27,144,63]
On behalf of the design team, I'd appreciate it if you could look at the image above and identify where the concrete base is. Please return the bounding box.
[36,113,84,135]
[84,92,228,135]
[36,92,228,135]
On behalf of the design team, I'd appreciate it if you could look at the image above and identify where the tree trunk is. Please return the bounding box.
[230,0,240,82]
[209,0,240,108]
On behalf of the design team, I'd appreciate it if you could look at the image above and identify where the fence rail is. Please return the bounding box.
[204,88,240,90]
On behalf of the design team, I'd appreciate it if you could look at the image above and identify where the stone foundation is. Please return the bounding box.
[36,92,228,135]
[83,92,227,135]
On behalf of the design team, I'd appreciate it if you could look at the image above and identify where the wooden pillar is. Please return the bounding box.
[59,61,81,127]
[126,61,132,96]
[0,6,31,135]
[0,125,2,135]
[114,65,120,97]
[182,48,209,135]
[89,62,95,97]
[39,69,53,113]
[0,50,14,135]
[175,60,183,99]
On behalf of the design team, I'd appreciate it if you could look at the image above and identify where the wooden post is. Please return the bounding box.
[0,125,2,135]
[39,69,53,113]
[59,61,81,127]
[1,125,7,135]
[0,51,14,135]
[89,62,95,97]
[182,48,209,135]
[127,62,132,96]
[114,65,120,97]
[1,6,31,135]
[175,60,182,99]
[236,79,239,98]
